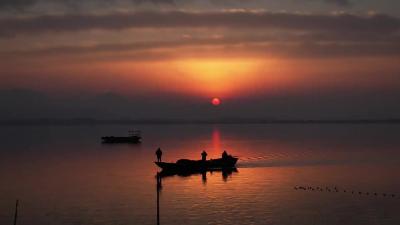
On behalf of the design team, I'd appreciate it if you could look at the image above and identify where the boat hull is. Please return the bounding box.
[101,136,141,143]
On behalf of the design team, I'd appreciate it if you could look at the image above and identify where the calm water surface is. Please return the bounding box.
[1,124,400,225]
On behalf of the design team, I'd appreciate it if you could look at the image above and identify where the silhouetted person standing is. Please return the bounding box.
[201,150,207,161]
[156,148,162,162]
[222,150,228,159]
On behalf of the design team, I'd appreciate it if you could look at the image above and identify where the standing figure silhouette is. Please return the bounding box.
[156,148,163,162]
[222,150,228,159]
[201,150,208,161]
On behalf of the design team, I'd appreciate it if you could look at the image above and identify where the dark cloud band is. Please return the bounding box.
[1,11,399,37]
[0,0,353,11]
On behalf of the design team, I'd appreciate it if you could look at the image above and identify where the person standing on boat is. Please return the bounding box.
[222,150,228,159]
[201,150,207,161]
[156,148,162,162]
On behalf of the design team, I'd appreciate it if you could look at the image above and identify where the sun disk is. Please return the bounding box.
[211,97,221,106]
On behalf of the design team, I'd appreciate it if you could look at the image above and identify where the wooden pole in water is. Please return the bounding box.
[13,199,19,225]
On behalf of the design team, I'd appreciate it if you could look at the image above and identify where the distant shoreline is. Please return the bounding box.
[1,118,400,126]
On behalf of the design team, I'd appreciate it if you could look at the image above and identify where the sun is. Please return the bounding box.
[211,97,221,106]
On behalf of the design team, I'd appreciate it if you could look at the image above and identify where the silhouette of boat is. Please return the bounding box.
[155,155,238,172]
[101,130,141,143]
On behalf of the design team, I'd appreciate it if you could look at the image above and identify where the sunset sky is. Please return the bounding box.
[0,0,399,120]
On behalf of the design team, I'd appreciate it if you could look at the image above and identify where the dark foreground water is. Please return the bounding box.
[1,124,400,225]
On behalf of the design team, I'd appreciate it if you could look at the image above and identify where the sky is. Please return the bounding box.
[0,0,400,120]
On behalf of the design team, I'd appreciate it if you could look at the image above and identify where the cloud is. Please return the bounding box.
[1,10,399,60]
[0,0,36,10]
[0,0,355,11]
[3,33,400,59]
[1,87,400,120]
[132,0,175,4]
[324,0,351,6]
[0,0,178,11]
[1,11,399,36]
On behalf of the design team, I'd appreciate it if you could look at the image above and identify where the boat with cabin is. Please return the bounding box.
[155,155,238,172]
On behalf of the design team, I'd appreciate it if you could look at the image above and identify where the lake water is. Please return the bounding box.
[1,124,400,225]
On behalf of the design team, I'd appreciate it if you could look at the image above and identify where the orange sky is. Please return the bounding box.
[2,54,398,100]
[0,3,400,119]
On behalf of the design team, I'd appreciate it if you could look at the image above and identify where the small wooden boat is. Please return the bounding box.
[101,130,141,143]
[155,155,238,172]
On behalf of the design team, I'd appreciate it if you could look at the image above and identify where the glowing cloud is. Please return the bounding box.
[171,58,263,97]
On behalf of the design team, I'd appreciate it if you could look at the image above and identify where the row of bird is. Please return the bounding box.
[294,186,398,198]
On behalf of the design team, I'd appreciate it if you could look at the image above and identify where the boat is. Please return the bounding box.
[101,130,141,143]
[155,155,238,172]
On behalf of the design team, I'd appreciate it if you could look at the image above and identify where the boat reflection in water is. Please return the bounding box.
[157,167,238,182]
[155,168,238,225]
[156,173,162,225]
